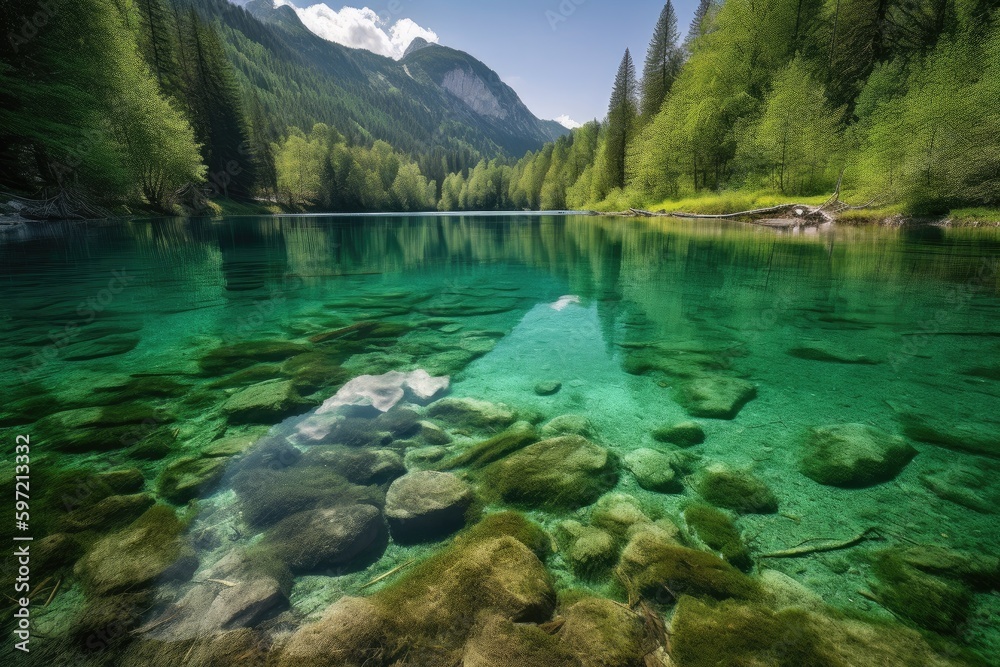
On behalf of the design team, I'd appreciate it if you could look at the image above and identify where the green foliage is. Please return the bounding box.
[605,49,640,191]
[641,1,684,119]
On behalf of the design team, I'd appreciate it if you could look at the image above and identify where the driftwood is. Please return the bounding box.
[2,189,110,220]
[759,527,881,559]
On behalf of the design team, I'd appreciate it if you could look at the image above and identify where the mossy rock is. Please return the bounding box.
[222,379,309,424]
[428,397,519,429]
[439,421,538,469]
[673,376,757,419]
[282,352,351,392]
[652,421,706,447]
[74,505,198,596]
[540,413,594,438]
[800,423,917,487]
[623,448,684,493]
[462,615,577,666]
[59,493,155,533]
[683,504,751,571]
[896,409,999,458]
[890,545,1000,591]
[870,550,973,634]
[231,463,383,528]
[671,596,972,667]
[556,521,617,580]
[33,533,83,572]
[787,343,880,364]
[199,340,310,375]
[301,447,406,485]
[385,471,475,543]
[128,427,177,460]
[695,464,778,514]
[534,380,562,396]
[588,493,654,541]
[203,433,260,458]
[463,511,553,560]
[481,435,617,510]
[93,375,191,401]
[615,528,759,601]
[157,456,228,504]
[559,597,651,667]
[260,504,384,573]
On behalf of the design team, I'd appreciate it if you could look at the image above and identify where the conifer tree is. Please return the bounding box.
[605,48,639,190]
[641,0,684,118]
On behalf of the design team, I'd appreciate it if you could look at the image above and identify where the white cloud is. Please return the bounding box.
[276,2,438,60]
[556,115,582,129]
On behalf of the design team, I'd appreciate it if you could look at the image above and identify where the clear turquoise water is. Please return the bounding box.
[1,214,998,665]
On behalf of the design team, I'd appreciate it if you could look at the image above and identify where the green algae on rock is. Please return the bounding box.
[694,463,779,514]
[481,435,617,509]
[222,379,309,424]
[653,420,706,447]
[439,420,537,469]
[384,471,475,542]
[623,448,684,493]
[427,397,519,429]
[157,456,229,504]
[673,376,757,419]
[261,504,384,573]
[800,423,917,487]
[684,504,752,571]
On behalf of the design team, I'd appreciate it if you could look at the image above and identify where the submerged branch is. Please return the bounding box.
[759,527,881,558]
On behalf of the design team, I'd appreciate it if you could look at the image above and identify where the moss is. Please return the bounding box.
[870,550,972,634]
[684,504,751,570]
[93,375,190,400]
[615,532,760,601]
[652,421,706,447]
[559,597,650,667]
[157,456,229,504]
[695,464,779,514]
[555,521,617,580]
[207,363,284,389]
[670,597,826,667]
[128,427,176,460]
[74,505,198,596]
[462,510,553,559]
[439,421,538,469]
[282,352,351,392]
[480,435,618,510]
[463,616,577,666]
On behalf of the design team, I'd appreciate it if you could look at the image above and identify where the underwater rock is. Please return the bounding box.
[199,340,309,374]
[870,549,972,634]
[262,504,383,573]
[405,446,449,469]
[157,456,228,504]
[440,421,537,469]
[428,397,518,429]
[589,493,654,541]
[385,471,474,542]
[919,466,998,514]
[616,527,759,601]
[623,448,684,493]
[482,435,617,510]
[276,596,387,667]
[889,545,1000,590]
[419,420,452,445]
[376,406,422,438]
[302,448,406,485]
[282,353,350,393]
[669,596,968,667]
[232,463,383,528]
[94,375,190,400]
[759,569,825,611]
[200,576,286,633]
[36,404,172,452]
[222,379,308,424]
[652,420,706,447]
[559,597,651,667]
[674,376,757,419]
[128,427,177,460]
[203,433,259,458]
[684,504,751,571]
[462,615,577,667]
[75,505,198,595]
[539,413,594,438]
[556,521,617,579]
[278,521,555,666]
[800,424,917,487]
[62,333,140,361]
[534,380,562,396]
[60,493,155,533]
[787,343,880,364]
[695,463,778,514]
[308,320,412,345]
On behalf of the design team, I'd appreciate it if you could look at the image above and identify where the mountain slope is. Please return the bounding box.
[190,0,566,161]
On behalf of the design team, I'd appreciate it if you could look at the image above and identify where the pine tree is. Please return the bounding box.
[641,0,684,118]
[684,0,715,52]
[605,49,639,190]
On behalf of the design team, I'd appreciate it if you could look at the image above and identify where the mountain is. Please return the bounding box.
[195,0,568,162]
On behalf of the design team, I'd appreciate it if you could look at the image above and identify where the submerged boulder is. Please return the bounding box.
[674,376,757,419]
[440,421,537,469]
[385,471,474,542]
[623,448,684,493]
[157,456,228,504]
[222,379,307,424]
[556,521,617,580]
[482,435,617,510]
[534,380,562,396]
[428,397,518,429]
[652,420,706,447]
[261,504,383,573]
[800,424,917,488]
[540,414,594,438]
[694,464,778,514]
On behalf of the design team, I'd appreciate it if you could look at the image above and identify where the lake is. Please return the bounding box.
[2,214,998,665]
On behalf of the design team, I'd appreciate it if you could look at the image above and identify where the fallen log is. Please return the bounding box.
[759,527,881,559]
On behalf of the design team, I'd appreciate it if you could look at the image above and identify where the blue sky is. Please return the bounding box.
[270,1,701,126]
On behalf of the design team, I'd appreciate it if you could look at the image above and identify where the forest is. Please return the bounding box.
[1,0,998,216]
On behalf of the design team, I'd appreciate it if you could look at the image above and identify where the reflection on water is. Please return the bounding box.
[1,214,998,666]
